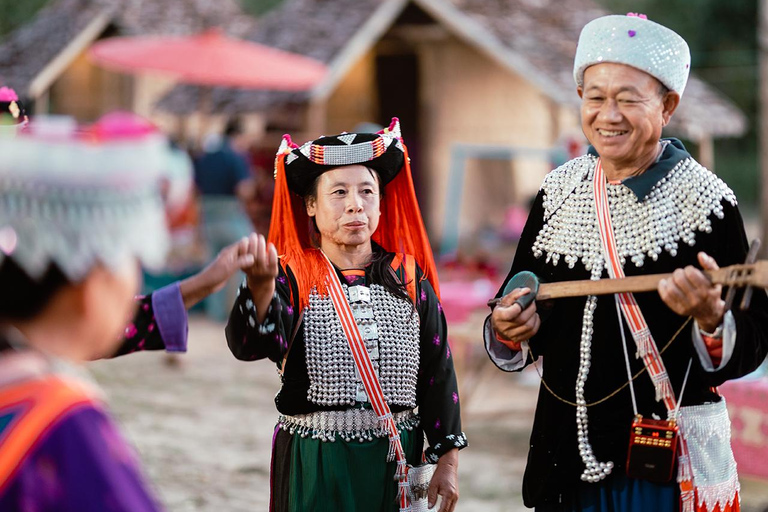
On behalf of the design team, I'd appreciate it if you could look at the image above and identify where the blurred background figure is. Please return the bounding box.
[0,86,28,134]
[240,134,282,237]
[193,116,254,322]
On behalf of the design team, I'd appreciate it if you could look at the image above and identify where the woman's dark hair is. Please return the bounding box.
[366,247,412,304]
[0,258,72,320]
[303,167,412,304]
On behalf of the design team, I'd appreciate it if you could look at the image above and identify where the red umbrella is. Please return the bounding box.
[89,28,326,90]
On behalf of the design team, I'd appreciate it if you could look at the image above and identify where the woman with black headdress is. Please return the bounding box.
[226,119,467,512]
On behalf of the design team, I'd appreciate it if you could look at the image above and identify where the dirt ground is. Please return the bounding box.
[89,314,768,512]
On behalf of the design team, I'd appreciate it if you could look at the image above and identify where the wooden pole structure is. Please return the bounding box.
[759,0,768,257]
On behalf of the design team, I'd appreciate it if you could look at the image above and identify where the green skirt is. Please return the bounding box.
[271,425,423,512]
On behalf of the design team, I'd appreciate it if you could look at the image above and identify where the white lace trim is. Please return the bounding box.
[678,399,740,509]
[0,132,172,280]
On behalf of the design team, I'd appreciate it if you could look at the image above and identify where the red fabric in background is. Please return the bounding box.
[720,378,768,479]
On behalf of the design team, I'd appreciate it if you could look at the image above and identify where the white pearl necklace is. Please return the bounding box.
[575,295,614,481]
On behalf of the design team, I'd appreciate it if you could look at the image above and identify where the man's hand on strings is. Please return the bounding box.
[658,251,725,336]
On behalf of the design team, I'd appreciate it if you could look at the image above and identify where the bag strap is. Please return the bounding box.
[319,252,412,512]
[593,158,696,512]
[593,159,676,408]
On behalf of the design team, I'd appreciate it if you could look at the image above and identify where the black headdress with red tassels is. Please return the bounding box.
[268,118,439,311]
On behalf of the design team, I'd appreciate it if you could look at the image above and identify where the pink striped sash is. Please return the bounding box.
[320,253,412,511]
[593,159,696,512]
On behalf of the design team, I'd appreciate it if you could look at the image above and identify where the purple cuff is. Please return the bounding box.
[151,282,188,353]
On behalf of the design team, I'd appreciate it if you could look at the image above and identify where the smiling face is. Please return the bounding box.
[578,63,679,175]
[306,165,381,252]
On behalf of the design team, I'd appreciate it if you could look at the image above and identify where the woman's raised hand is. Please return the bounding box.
[242,233,278,283]
[178,236,255,310]
[242,233,279,323]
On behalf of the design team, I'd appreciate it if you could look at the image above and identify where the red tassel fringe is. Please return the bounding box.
[268,133,440,312]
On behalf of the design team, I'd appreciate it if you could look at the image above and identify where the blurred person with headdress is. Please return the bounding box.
[0,113,254,510]
[0,98,254,363]
[226,119,467,512]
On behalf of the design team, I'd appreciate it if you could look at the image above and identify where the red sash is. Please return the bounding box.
[321,253,413,511]
[593,159,736,512]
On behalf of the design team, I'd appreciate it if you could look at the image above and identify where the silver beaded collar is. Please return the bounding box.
[532,154,737,279]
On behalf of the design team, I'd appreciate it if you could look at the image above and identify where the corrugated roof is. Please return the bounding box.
[0,0,747,138]
[0,0,255,93]
[157,0,748,138]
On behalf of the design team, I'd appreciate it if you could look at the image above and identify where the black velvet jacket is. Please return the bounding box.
[490,141,768,506]
[225,250,467,462]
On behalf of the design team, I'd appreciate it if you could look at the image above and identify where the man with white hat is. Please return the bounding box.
[485,13,768,512]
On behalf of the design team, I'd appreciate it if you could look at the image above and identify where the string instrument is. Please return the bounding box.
[488,240,765,311]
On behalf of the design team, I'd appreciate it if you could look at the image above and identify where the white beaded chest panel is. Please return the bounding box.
[532,155,737,278]
[303,283,420,408]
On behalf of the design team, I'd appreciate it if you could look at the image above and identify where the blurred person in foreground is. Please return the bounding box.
[226,119,466,512]
[194,116,254,322]
[0,91,254,361]
[485,13,768,512]
[0,113,251,510]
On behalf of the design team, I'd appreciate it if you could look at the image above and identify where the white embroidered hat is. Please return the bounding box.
[574,13,691,97]
[0,112,179,282]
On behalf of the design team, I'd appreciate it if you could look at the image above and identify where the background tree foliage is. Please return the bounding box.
[0,0,50,37]
[238,0,285,17]
[598,0,760,206]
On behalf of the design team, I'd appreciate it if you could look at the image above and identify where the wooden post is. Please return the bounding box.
[34,89,50,115]
[305,99,327,141]
[697,135,715,171]
[760,0,768,256]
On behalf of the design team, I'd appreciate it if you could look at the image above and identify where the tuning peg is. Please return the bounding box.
[738,239,761,310]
